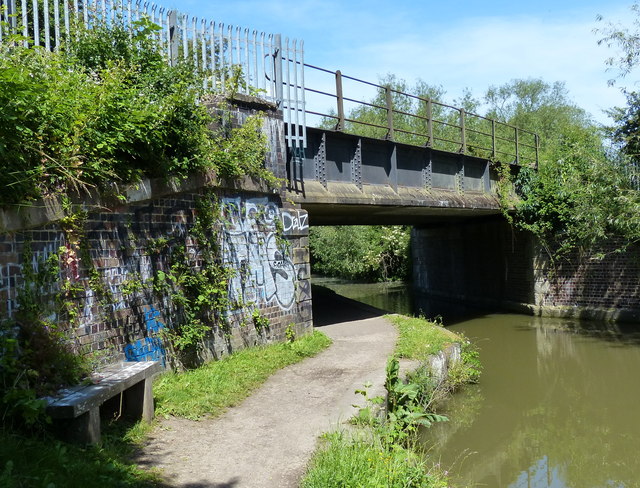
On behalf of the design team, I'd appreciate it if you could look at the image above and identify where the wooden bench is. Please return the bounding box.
[44,360,163,444]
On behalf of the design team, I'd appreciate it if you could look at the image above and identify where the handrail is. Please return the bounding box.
[303,63,539,168]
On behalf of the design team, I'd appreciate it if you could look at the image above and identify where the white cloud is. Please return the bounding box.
[306,10,632,124]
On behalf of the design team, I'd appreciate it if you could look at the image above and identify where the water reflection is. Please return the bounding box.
[432,314,640,488]
[313,279,640,488]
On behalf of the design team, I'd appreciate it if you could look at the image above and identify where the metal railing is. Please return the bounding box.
[304,64,539,168]
[0,0,306,150]
[0,0,541,165]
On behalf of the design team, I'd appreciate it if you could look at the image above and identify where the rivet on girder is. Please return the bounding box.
[351,139,363,191]
[314,133,327,189]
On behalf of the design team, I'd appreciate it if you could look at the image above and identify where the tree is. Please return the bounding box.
[310,225,411,282]
[595,3,640,172]
[487,78,640,256]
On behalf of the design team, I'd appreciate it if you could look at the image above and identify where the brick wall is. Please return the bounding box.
[0,97,313,369]
[411,218,534,306]
[534,240,640,311]
[0,183,311,368]
[412,218,640,320]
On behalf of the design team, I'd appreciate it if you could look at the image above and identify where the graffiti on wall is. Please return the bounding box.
[0,192,310,365]
[221,197,297,310]
[281,209,309,235]
[124,305,166,364]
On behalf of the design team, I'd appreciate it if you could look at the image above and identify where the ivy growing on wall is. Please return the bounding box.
[0,15,283,424]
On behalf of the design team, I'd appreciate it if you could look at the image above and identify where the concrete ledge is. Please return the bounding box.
[517,303,640,323]
[291,182,502,225]
[0,171,277,233]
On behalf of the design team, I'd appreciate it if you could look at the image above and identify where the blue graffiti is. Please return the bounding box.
[124,306,166,365]
[144,306,163,333]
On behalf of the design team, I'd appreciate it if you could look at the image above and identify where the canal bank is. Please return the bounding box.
[318,279,640,488]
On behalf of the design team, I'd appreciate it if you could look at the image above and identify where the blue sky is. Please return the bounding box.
[167,0,638,124]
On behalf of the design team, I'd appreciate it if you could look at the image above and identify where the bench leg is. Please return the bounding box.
[63,407,101,445]
[123,378,154,422]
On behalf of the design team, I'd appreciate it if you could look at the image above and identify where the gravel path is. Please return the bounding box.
[137,292,396,488]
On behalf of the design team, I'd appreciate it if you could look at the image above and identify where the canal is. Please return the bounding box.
[314,279,640,488]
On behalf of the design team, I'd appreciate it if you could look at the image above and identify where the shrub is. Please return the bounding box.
[0,17,270,207]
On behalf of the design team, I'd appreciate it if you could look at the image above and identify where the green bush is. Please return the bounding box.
[0,18,270,207]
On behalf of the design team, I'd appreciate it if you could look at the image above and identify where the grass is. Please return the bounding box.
[154,330,332,419]
[0,421,160,488]
[1,330,332,487]
[386,314,462,359]
[300,430,448,488]
[302,315,480,487]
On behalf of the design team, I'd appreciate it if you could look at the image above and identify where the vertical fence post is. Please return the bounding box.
[168,10,179,67]
[335,70,345,131]
[274,33,283,109]
[21,0,28,47]
[459,108,466,154]
[514,127,520,165]
[426,99,433,147]
[43,0,50,50]
[32,0,39,46]
[534,133,539,169]
[8,0,17,33]
[385,87,394,141]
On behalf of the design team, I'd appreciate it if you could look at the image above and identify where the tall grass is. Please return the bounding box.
[301,431,448,488]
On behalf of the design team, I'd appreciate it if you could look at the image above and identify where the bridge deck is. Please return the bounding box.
[288,127,511,225]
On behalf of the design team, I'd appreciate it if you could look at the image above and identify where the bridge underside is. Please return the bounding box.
[287,128,509,226]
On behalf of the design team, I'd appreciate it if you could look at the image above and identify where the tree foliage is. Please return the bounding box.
[310,225,411,282]
[483,77,640,257]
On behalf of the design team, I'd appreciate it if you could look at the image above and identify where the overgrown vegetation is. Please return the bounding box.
[0,17,272,208]
[310,225,411,281]
[1,331,331,486]
[302,315,481,487]
[486,78,640,260]
[0,12,279,427]
[154,331,332,419]
[0,239,91,428]
[0,421,159,488]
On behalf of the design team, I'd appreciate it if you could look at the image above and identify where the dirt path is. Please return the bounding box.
[137,292,396,488]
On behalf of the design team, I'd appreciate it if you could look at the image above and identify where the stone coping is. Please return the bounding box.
[0,171,280,233]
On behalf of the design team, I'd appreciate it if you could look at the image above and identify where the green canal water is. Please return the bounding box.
[314,278,640,488]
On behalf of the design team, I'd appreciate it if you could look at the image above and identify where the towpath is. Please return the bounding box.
[137,289,396,488]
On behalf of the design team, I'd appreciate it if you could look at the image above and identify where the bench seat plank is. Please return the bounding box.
[45,361,162,419]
